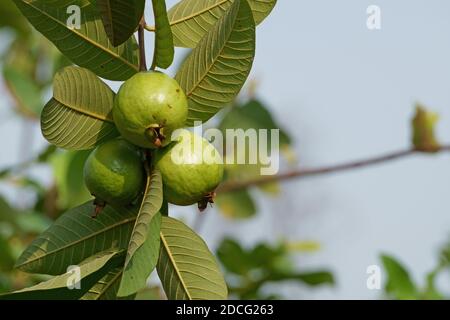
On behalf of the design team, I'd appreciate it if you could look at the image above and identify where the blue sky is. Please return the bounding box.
[2,0,450,299]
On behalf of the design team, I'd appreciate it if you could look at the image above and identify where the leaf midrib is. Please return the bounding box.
[20,0,138,71]
[16,216,137,269]
[169,0,230,27]
[160,230,192,300]
[181,1,240,98]
[53,98,115,123]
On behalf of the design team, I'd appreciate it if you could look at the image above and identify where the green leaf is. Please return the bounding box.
[175,0,255,126]
[80,267,135,300]
[381,254,418,300]
[15,201,137,275]
[3,64,43,117]
[270,270,335,286]
[13,0,139,80]
[118,169,163,296]
[0,0,30,36]
[167,0,276,48]
[215,189,256,219]
[1,250,123,300]
[151,0,174,69]
[0,236,15,272]
[50,150,92,210]
[41,66,119,150]
[157,216,228,300]
[217,238,254,275]
[96,0,145,47]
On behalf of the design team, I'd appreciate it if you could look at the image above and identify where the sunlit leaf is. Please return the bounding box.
[80,267,135,300]
[41,66,119,150]
[157,216,227,300]
[167,0,276,48]
[381,254,418,300]
[13,0,139,80]
[175,0,255,126]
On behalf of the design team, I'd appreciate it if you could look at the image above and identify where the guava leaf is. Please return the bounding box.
[3,64,43,117]
[118,170,163,297]
[13,0,139,81]
[167,0,276,48]
[157,216,228,300]
[215,189,256,219]
[96,0,145,47]
[412,104,440,152]
[80,267,135,300]
[381,254,418,300]
[0,0,30,37]
[175,0,255,126]
[41,66,119,150]
[15,201,137,275]
[151,0,174,69]
[1,250,123,300]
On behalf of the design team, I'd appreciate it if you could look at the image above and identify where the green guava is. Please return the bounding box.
[154,130,224,207]
[83,139,145,211]
[113,71,188,149]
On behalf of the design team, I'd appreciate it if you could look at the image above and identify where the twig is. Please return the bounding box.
[218,145,450,193]
[144,24,156,32]
[138,17,147,72]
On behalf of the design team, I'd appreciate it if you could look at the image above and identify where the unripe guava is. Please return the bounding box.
[83,139,145,209]
[113,72,188,149]
[154,130,224,207]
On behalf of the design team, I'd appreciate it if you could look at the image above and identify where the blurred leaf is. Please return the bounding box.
[1,250,123,300]
[15,212,52,235]
[157,216,228,300]
[118,169,163,297]
[381,254,418,300]
[422,268,443,300]
[0,235,15,271]
[151,0,174,69]
[217,238,254,275]
[167,0,276,48]
[41,66,119,150]
[0,0,30,36]
[175,0,255,126]
[16,201,137,275]
[216,189,256,219]
[96,0,145,47]
[50,149,92,210]
[286,241,321,253]
[3,64,43,117]
[412,104,440,152]
[13,0,139,81]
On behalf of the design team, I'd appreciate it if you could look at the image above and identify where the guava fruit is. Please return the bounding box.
[83,139,145,215]
[113,71,188,149]
[154,130,224,208]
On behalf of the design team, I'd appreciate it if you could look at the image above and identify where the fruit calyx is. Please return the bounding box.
[198,191,217,212]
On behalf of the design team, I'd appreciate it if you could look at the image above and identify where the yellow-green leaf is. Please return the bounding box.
[167,0,276,48]
[13,0,139,80]
[15,201,137,275]
[157,216,228,300]
[412,104,440,152]
[151,0,174,69]
[175,0,255,126]
[41,66,119,150]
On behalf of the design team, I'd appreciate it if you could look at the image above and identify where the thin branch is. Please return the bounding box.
[138,17,147,72]
[218,145,450,193]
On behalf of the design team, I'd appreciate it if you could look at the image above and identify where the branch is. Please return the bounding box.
[138,17,147,71]
[218,145,450,193]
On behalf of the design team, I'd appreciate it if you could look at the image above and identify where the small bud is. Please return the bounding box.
[412,104,440,153]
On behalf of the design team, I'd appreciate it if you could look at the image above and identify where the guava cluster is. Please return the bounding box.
[83,72,223,215]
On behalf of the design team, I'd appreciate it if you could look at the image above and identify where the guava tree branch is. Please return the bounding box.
[138,17,148,71]
[217,145,450,193]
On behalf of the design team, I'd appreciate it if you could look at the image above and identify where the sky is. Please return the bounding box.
[2,0,450,299]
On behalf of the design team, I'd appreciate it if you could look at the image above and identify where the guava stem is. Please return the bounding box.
[138,17,147,72]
